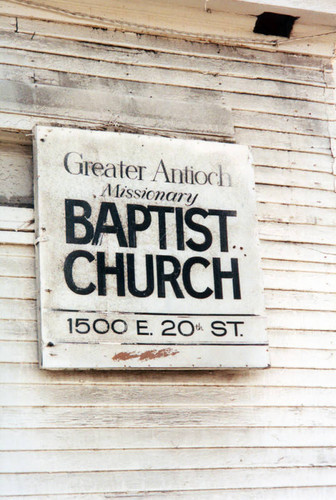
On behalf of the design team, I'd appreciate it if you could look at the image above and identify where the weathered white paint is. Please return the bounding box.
[217,0,336,24]
[2,446,336,472]
[0,2,335,497]
[2,488,336,500]
[1,0,336,55]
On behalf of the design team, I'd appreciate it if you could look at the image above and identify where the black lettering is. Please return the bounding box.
[182,257,212,299]
[152,159,171,183]
[92,202,128,246]
[148,205,174,250]
[64,152,83,175]
[185,208,212,252]
[92,162,104,176]
[208,209,236,252]
[127,254,154,297]
[64,250,95,295]
[227,321,244,336]
[125,165,137,179]
[156,255,184,298]
[194,170,207,185]
[137,320,149,335]
[97,252,125,296]
[213,257,241,299]
[211,321,227,336]
[65,199,94,244]
[127,204,151,248]
[175,207,185,250]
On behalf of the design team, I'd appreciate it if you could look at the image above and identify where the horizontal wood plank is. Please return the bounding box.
[254,167,334,191]
[0,79,234,141]
[1,447,336,472]
[0,30,329,88]
[236,128,331,154]
[0,276,35,299]
[0,361,335,387]
[1,426,335,450]
[267,310,336,333]
[2,406,336,429]
[2,47,332,103]
[265,290,336,312]
[0,206,34,231]
[0,359,335,387]
[1,467,336,495]
[0,244,34,257]
[0,231,34,245]
[0,149,33,206]
[270,347,336,369]
[234,110,330,137]
[0,299,36,321]
[264,270,336,293]
[1,384,336,407]
[257,203,336,227]
[259,222,336,246]
[260,241,336,264]
[256,185,336,209]
[15,17,333,67]
[0,255,35,278]
[3,487,336,500]
[269,330,336,350]
[251,148,333,173]
[2,0,334,57]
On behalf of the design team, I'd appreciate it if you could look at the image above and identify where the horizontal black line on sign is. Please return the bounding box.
[55,341,269,347]
[51,309,257,317]
[121,343,269,347]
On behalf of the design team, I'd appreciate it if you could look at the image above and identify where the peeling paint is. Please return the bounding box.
[112,351,139,361]
[113,348,179,362]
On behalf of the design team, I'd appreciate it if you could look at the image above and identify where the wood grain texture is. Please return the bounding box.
[0,362,335,386]
[0,30,329,87]
[12,17,332,68]
[0,6,335,497]
[3,488,336,500]
[1,426,336,450]
[2,384,336,407]
[2,405,336,429]
[1,0,336,56]
[1,467,336,496]
[2,446,336,472]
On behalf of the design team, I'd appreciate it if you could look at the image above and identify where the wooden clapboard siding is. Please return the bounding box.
[7,16,332,66]
[0,6,336,498]
[1,0,336,57]
[2,446,336,472]
[1,467,336,496]
[2,385,336,407]
[0,30,329,87]
[3,426,335,450]
[2,491,336,500]
[2,405,336,429]
[1,362,336,386]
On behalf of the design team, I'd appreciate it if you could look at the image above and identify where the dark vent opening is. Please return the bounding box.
[253,12,298,38]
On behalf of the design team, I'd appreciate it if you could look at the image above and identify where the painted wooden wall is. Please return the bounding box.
[0,4,336,498]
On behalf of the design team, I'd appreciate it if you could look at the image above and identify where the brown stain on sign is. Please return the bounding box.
[113,348,179,362]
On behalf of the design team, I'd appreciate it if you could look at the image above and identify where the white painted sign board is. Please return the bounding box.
[34,126,269,369]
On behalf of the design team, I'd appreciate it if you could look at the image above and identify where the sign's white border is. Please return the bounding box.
[34,126,269,369]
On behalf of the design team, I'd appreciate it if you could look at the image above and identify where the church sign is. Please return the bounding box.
[34,126,269,369]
